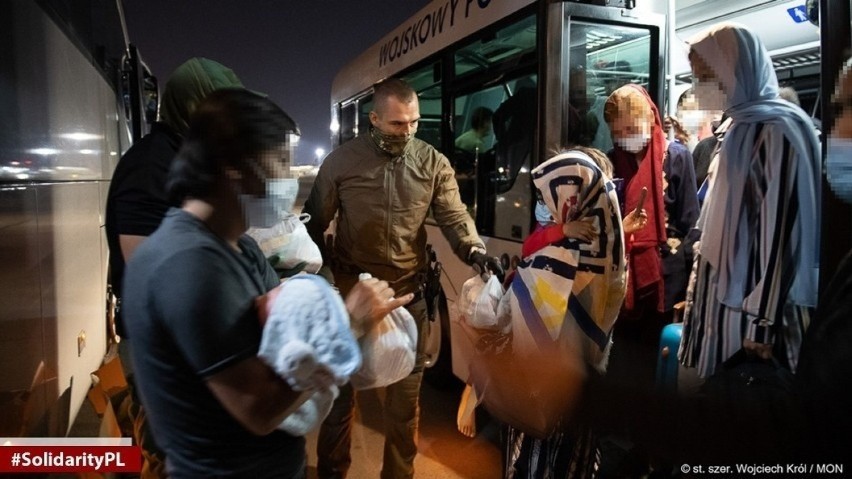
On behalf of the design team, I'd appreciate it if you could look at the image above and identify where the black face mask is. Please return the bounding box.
[370,127,412,157]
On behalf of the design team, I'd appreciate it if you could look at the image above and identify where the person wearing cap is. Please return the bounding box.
[304,78,502,479]
[105,56,248,477]
[122,89,409,477]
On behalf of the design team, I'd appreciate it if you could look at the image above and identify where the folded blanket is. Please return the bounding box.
[258,274,361,389]
[278,385,339,436]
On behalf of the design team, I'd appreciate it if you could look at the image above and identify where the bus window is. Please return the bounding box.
[401,62,443,150]
[452,86,501,212]
[357,95,373,139]
[454,14,537,78]
[566,22,652,152]
[467,74,536,241]
[340,101,358,144]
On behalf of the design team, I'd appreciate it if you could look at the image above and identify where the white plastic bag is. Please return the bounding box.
[350,274,418,390]
[247,213,323,274]
[458,274,505,330]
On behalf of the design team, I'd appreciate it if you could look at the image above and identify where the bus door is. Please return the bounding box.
[543,3,665,159]
[448,12,538,243]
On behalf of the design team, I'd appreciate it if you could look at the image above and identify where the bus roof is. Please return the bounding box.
[331,0,536,104]
[672,0,819,78]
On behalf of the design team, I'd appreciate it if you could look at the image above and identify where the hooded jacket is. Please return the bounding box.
[106,57,245,336]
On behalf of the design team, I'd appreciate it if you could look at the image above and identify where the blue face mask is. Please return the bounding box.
[535,200,553,224]
[826,137,852,203]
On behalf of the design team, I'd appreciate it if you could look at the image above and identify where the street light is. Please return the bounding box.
[315,147,325,165]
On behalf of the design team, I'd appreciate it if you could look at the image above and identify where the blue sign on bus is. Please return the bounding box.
[786,5,809,23]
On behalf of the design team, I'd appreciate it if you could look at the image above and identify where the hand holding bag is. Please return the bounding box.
[350,273,418,390]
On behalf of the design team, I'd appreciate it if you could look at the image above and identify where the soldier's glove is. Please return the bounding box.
[469,250,505,283]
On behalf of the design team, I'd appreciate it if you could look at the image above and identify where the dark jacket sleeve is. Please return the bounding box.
[302,155,340,266]
[664,143,700,239]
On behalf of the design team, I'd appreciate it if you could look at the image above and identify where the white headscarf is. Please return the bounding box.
[689,23,820,308]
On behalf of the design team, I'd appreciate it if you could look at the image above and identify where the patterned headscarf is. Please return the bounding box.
[508,150,626,370]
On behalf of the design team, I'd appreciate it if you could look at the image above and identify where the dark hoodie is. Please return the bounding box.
[106,57,245,337]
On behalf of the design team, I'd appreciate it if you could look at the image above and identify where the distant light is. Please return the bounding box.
[110,151,118,156]
[61,132,102,141]
[28,148,60,156]
[16,173,30,180]
[79,149,97,155]
[330,119,340,134]
[315,148,325,159]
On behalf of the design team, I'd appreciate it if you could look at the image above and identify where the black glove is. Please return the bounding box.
[469,250,505,283]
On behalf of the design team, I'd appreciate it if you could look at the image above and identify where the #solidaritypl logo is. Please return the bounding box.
[1,438,141,473]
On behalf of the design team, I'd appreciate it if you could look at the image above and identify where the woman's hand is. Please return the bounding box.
[562,218,596,242]
[743,338,773,360]
[623,207,648,234]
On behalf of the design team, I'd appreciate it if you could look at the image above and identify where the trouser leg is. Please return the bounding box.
[317,382,356,479]
[380,298,427,479]
[121,340,167,479]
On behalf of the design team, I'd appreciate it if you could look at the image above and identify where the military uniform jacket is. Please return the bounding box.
[304,134,483,296]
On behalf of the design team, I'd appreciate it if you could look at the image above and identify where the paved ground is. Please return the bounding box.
[305,378,503,479]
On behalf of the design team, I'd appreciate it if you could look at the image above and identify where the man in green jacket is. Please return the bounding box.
[304,78,501,479]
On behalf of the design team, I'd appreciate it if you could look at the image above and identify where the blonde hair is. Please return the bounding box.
[573,145,614,179]
[604,85,653,126]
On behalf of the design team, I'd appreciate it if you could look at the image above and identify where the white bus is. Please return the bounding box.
[0,0,154,436]
[328,0,827,385]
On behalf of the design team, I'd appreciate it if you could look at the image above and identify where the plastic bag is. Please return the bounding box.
[350,274,418,390]
[458,274,506,330]
[247,213,323,274]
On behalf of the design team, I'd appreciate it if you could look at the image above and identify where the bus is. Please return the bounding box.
[328,0,838,386]
[0,0,153,437]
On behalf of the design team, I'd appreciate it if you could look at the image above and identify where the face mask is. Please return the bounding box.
[826,137,852,203]
[680,110,705,133]
[371,127,412,157]
[615,133,650,153]
[267,178,299,217]
[535,200,553,224]
[240,178,300,229]
[693,80,728,111]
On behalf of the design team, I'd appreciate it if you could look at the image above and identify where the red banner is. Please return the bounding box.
[0,446,141,473]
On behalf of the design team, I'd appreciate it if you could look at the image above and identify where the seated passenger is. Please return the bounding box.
[455,106,493,154]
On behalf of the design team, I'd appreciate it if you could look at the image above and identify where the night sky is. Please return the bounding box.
[122,1,431,165]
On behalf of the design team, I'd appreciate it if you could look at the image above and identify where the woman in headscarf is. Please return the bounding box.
[496,147,627,478]
[602,84,684,389]
[678,23,820,378]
